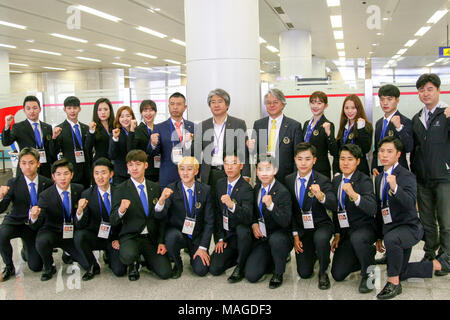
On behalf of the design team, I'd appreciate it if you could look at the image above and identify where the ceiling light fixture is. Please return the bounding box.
[50,33,88,43]
[76,56,101,62]
[136,52,157,59]
[9,62,29,66]
[43,66,66,70]
[415,26,431,37]
[0,43,16,49]
[327,0,340,7]
[333,30,344,40]
[112,62,131,67]
[96,44,125,52]
[170,39,186,46]
[266,45,279,53]
[0,20,26,29]
[163,59,181,65]
[77,5,122,22]
[330,15,342,28]
[29,49,61,55]
[404,39,418,47]
[137,26,167,38]
[427,9,448,24]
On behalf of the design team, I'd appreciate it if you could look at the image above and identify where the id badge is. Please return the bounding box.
[302,211,315,229]
[63,223,74,239]
[258,218,267,237]
[38,149,47,163]
[182,217,196,236]
[337,210,350,228]
[223,214,229,231]
[74,149,85,163]
[98,222,111,239]
[171,147,183,164]
[381,206,392,224]
[154,155,161,168]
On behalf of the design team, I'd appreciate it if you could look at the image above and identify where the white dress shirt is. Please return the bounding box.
[266,114,284,156]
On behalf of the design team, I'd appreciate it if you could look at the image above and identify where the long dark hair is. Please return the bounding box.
[93,98,115,135]
[336,94,372,141]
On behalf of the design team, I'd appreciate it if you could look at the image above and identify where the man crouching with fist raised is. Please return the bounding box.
[109,150,171,281]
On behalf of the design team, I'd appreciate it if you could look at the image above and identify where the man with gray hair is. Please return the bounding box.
[199,88,250,242]
[248,88,303,185]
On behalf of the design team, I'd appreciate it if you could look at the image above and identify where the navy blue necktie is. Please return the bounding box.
[227,184,233,196]
[33,123,43,148]
[298,178,306,209]
[73,124,83,148]
[258,187,266,217]
[187,189,194,215]
[382,173,389,204]
[29,182,37,207]
[426,111,433,129]
[62,191,71,220]
[103,192,111,216]
[138,185,149,216]
[340,178,350,209]
[380,119,389,141]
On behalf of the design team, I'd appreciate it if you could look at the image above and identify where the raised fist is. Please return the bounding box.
[112,128,120,139]
[390,115,401,129]
[119,199,131,214]
[0,186,10,199]
[89,122,97,132]
[151,133,160,146]
[322,122,331,136]
[5,115,14,128]
[52,127,62,139]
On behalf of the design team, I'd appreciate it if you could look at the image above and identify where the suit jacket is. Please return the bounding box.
[331,170,377,235]
[132,122,159,181]
[302,115,338,179]
[148,118,196,188]
[110,179,165,245]
[108,129,135,179]
[75,185,121,240]
[50,120,91,186]
[199,115,250,183]
[2,119,54,178]
[285,171,336,238]
[374,164,421,239]
[0,174,53,226]
[332,123,373,176]
[252,115,303,184]
[215,176,254,241]
[371,111,413,172]
[31,183,85,233]
[85,125,111,162]
[252,180,292,236]
[154,180,214,249]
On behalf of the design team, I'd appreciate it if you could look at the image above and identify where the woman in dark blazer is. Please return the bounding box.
[332,94,373,176]
[86,98,115,162]
[109,106,137,185]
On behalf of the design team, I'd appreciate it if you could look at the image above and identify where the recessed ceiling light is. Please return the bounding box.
[9,70,23,73]
[427,9,448,24]
[339,57,346,62]
[376,33,383,36]
[136,66,153,71]
[136,53,157,59]
[50,33,88,43]
[26,39,35,43]
[170,39,186,46]
[0,20,26,29]
[9,62,29,66]
[76,49,84,52]
[114,57,121,60]
[415,26,431,37]
[136,26,167,38]
[124,76,136,79]
[404,39,418,47]
[333,30,344,40]
[435,58,445,63]
[397,57,405,62]
[327,0,340,7]
[29,49,61,55]
[266,45,279,53]
[338,51,346,57]
[96,44,125,52]
[336,42,345,50]
[392,55,401,59]
[164,59,181,65]
[259,37,267,44]
[43,66,66,70]
[372,43,378,46]
[76,56,101,62]
[330,15,342,28]
[112,62,131,67]
[426,62,435,67]
[382,17,390,21]
[0,43,16,49]
[77,5,122,22]
[397,48,407,55]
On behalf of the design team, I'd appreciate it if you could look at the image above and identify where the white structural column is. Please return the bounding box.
[184,0,261,126]
[279,29,313,80]
[0,50,11,95]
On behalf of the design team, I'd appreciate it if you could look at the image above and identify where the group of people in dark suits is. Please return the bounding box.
[0,73,449,300]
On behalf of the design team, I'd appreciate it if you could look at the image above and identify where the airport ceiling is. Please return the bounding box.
[1,0,449,74]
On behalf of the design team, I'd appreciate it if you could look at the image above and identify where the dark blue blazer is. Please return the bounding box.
[148,118,196,188]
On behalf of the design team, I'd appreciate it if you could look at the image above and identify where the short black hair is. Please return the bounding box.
[126,149,147,163]
[416,73,441,90]
[378,136,403,152]
[378,84,400,98]
[223,151,244,163]
[339,144,362,159]
[294,142,317,158]
[51,158,74,174]
[93,157,114,172]
[140,99,157,113]
[23,95,41,108]
[169,92,186,103]
[18,147,40,162]
[257,155,278,169]
[64,96,81,108]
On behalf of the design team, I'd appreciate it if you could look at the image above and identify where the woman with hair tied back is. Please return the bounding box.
[86,98,115,163]
[332,94,373,177]
[108,106,137,185]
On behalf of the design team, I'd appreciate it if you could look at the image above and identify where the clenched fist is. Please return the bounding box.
[29,206,41,220]
[386,174,397,191]
[310,184,325,201]
[0,186,10,199]
[342,182,358,200]
[119,199,131,214]
[77,198,88,214]
[390,115,401,129]
[262,195,273,208]
[151,133,160,146]
[130,119,138,132]
[158,188,174,205]
[322,122,331,136]
[112,128,121,139]
[221,194,235,209]
[89,121,97,132]
[52,127,62,139]
[4,115,14,129]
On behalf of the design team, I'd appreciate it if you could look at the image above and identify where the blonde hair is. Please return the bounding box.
[177,156,199,170]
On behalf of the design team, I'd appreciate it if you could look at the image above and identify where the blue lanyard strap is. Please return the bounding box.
[213,122,226,153]
[295,171,315,211]
[70,124,83,149]
[96,188,108,219]
[343,124,353,144]
[182,185,197,218]
[305,116,322,141]
[146,125,152,138]
[258,184,272,219]
[121,128,129,136]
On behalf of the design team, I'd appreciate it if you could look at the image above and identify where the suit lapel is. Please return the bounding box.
[278,117,289,149]
[19,175,31,204]
[23,120,36,145]
[129,179,145,216]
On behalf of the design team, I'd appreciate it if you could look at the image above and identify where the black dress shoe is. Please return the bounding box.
[437,252,450,273]
[41,266,57,281]
[359,275,374,293]
[128,262,140,281]
[82,263,101,281]
[375,254,387,265]
[269,273,283,289]
[434,270,449,276]
[318,273,331,290]
[1,266,15,282]
[377,281,402,300]
[227,266,244,283]
[171,265,183,279]
[62,252,73,265]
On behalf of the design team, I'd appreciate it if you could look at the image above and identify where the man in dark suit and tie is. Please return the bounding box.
[285,143,337,290]
[330,144,377,293]
[50,96,91,189]
[29,158,90,281]
[2,96,54,178]
[74,158,127,281]
[374,136,450,299]
[245,157,292,289]
[209,153,253,283]
[155,156,214,279]
[110,150,171,281]
[148,92,196,188]
[372,84,413,176]
[0,148,53,281]
[247,89,303,185]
